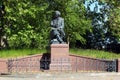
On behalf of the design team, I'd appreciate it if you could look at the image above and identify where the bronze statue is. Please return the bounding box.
[50,11,65,44]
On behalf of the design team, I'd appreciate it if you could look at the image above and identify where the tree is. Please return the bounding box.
[47,0,92,47]
[96,0,120,52]
[84,0,120,52]
[0,0,8,49]
[3,0,92,49]
[99,0,120,42]
[85,0,110,49]
[4,0,50,49]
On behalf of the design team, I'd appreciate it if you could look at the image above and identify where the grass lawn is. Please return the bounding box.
[0,48,120,59]
[70,49,120,59]
[0,49,47,59]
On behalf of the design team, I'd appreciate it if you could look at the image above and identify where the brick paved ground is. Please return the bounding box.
[0,72,120,80]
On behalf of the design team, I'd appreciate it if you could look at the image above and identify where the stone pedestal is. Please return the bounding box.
[50,44,71,71]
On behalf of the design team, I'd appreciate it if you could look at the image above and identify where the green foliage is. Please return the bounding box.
[4,0,50,49]
[3,0,92,49]
[109,5,120,41]
[99,0,120,41]
[48,0,92,46]
[2,0,120,50]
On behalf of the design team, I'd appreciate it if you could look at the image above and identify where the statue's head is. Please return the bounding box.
[54,11,61,18]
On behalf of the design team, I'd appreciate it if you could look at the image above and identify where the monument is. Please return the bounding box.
[50,11,71,71]
[50,10,65,44]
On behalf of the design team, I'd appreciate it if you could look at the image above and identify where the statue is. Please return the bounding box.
[50,11,65,44]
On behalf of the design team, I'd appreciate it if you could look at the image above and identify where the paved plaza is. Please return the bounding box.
[0,72,120,80]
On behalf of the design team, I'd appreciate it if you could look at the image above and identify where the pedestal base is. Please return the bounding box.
[50,44,71,71]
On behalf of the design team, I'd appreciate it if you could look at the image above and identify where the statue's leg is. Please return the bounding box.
[56,35,63,43]
[60,29,65,37]
[58,29,65,42]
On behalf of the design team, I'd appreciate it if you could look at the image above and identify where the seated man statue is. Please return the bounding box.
[50,11,65,44]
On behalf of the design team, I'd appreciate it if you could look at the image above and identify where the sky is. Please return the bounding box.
[84,0,108,21]
[84,0,103,13]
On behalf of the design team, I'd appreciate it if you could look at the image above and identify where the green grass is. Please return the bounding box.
[0,49,47,59]
[70,49,120,59]
[0,48,120,59]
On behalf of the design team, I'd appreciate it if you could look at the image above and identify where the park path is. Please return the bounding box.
[0,72,120,80]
